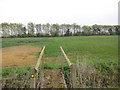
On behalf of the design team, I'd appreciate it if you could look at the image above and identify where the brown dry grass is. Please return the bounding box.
[2,45,41,67]
[76,58,118,88]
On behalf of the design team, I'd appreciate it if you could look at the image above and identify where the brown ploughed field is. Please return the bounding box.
[2,45,41,67]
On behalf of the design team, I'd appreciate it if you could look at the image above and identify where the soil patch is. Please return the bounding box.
[41,69,67,88]
[2,45,41,67]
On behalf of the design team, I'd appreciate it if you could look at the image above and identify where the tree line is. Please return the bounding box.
[0,22,120,38]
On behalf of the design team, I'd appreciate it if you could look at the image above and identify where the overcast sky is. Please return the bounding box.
[0,0,119,26]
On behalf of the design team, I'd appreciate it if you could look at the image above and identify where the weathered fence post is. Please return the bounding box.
[61,50,64,72]
[70,64,76,88]
[30,68,36,88]
[36,70,38,88]
[40,51,44,88]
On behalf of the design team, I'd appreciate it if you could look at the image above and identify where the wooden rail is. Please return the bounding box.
[60,46,76,88]
[35,46,45,71]
[30,46,45,88]
[60,46,72,67]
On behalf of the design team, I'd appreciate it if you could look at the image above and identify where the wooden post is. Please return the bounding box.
[70,64,76,88]
[40,52,44,88]
[30,68,36,88]
[42,52,44,71]
[34,75,36,88]
[37,66,41,89]
[36,70,38,88]
[61,51,64,72]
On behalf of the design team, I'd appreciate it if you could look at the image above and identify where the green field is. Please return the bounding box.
[2,36,118,88]
[2,36,118,66]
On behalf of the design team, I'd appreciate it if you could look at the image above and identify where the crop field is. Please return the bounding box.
[2,35,118,88]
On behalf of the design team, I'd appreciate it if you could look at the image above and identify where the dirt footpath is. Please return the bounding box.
[41,69,67,88]
[2,45,41,67]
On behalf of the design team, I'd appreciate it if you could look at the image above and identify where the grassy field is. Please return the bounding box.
[2,36,118,88]
[2,36,118,66]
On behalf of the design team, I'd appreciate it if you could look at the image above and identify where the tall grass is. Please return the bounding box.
[2,66,33,88]
[76,56,118,88]
[2,65,44,88]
